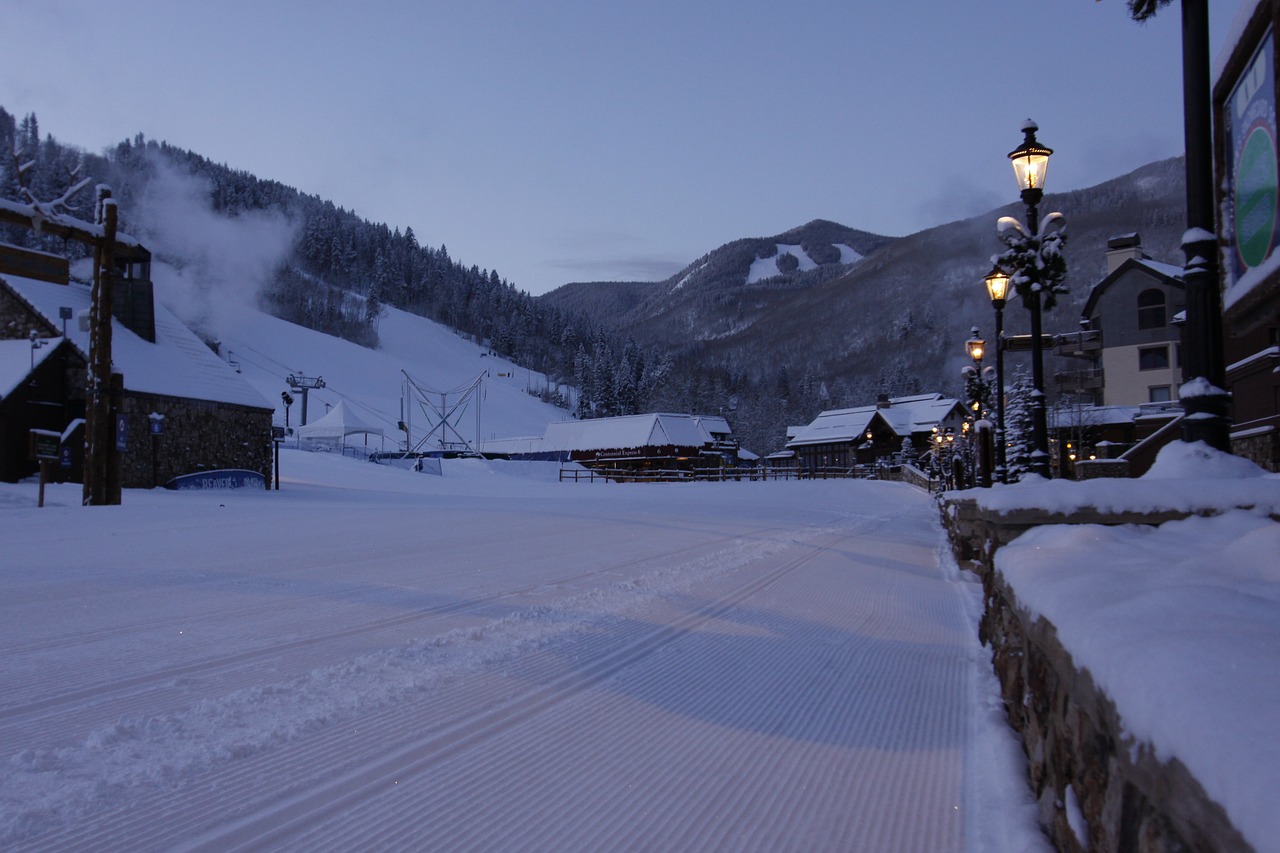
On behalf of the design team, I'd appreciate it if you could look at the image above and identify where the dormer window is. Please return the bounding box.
[1137,288,1166,329]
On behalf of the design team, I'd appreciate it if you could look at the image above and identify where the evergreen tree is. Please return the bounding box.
[1003,368,1036,482]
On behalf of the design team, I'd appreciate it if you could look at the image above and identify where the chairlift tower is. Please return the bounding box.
[286,373,325,426]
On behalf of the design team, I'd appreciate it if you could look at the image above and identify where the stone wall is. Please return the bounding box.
[118,392,273,489]
[978,571,1251,852]
[0,286,58,339]
[1231,429,1279,473]
[944,500,1253,852]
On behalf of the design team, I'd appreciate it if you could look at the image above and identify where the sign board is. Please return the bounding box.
[164,469,266,490]
[115,414,128,451]
[272,425,287,440]
[149,418,164,436]
[29,429,60,461]
[60,444,72,469]
[1225,30,1279,279]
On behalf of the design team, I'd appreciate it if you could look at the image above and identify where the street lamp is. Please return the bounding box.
[984,266,1009,483]
[966,328,986,367]
[1007,119,1053,479]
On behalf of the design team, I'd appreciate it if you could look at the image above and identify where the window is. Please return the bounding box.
[1137,289,1166,329]
[1139,345,1170,371]
[1148,385,1172,403]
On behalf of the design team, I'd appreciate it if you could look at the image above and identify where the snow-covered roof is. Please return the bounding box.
[1,273,271,410]
[1083,256,1184,319]
[0,336,63,399]
[297,400,385,439]
[540,413,721,453]
[479,435,547,456]
[1134,259,1185,280]
[787,393,963,448]
[693,415,732,436]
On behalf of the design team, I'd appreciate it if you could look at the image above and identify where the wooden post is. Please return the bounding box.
[108,372,124,504]
[85,192,118,506]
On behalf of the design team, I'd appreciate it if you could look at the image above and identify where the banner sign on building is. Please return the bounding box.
[1226,30,1278,280]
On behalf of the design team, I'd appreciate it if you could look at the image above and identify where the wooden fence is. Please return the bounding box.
[558,466,878,484]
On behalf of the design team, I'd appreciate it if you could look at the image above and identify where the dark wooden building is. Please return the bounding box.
[0,242,275,487]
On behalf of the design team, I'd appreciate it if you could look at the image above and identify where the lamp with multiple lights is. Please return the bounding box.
[1003,120,1055,479]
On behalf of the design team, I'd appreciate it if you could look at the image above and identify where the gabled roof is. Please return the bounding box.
[2,273,271,410]
[693,415,732,436]
[0,336,65,399]
[787,393,964,448]
[1082,257,1185,320]
[539,413,726,452]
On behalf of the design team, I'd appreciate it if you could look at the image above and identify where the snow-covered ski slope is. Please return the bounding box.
[0,455,1044,851]
[206,297,569,448]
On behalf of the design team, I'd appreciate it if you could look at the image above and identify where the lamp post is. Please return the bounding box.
[984,267,1009,483]
[1008,119,1053,479]
[1177,0,1231,451]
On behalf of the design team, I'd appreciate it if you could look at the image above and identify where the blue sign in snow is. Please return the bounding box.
[164,469,266,490]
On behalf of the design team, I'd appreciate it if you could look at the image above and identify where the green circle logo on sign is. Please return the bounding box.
[1235,124,1279,269]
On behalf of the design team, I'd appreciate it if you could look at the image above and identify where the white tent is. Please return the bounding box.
[296,400,385,448]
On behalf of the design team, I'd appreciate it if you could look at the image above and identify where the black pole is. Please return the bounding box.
[1022,189,1052,478]
[993,300,1007,483]
[1179,0,1232,450]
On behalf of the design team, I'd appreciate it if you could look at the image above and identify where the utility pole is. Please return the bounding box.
[85,188,119,506]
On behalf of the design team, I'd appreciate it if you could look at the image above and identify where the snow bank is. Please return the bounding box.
[985,441,1280,849]
[997,512,1280,850]
[969,442,1280,518]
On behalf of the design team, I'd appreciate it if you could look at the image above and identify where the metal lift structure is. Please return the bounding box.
[400,370,486,457]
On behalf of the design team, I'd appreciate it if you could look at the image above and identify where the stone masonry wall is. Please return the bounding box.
[944,501,1253,852]
[978,570,1251,852]
[118,393,273,489]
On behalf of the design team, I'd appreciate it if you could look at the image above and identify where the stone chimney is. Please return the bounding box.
[110,244,156,343]
[876,393,891,409]
[1105,233,1146,274]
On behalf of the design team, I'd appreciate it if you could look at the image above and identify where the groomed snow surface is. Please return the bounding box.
[0,454,1046,852]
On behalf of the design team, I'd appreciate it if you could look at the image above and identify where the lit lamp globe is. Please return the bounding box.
[984,267,1009,309]
[1009,119,1053,197]
[967,335,986,364]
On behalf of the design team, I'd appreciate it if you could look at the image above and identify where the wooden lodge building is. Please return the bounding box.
[0,242,275,487]
[483,412,740,474]
[786,393,968,473]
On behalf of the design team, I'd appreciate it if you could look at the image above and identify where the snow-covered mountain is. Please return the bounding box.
[538,219,893,341]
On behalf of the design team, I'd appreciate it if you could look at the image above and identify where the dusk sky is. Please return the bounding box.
[3,1,1247,295]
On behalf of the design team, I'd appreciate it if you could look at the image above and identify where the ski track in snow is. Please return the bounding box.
[0,477,1021,851]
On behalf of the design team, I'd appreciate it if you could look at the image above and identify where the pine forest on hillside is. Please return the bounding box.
[1,110,671,429]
